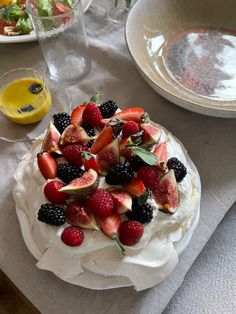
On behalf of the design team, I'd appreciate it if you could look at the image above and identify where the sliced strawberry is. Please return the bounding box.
[44,180,68,205]
[120,138,132,157]
[123,177,146,197]
[90,126,113,154]
[52,2,70,15]
[153,141,167,163]
[140,123,162,145]
[70,104,86,125]
[114,107,144,122]
[96,213,121,238]
[82,151,99,172]
[100,118,110,128]
[37,152,58,180]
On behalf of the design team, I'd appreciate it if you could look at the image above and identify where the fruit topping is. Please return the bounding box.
[167,157,187,182]
[153,170,179,214]
[61,144,89,168]
[61,226,84,247]
[122,121,139,139]
[105,162,134,185]
[114,107,144,122]
[60,125,91,146]
[86,139,95,148]
[37,152,58,180]
[57,163,85,184]
[123,177,146,197]
[38,203,65,226]
[96,138,120,175]
[125,154,148,171]
[70,104,86,125]
[154,141,167,164]
[87,189,114,218]
[82,122,96,137]
[90,125,113,154]
[44,180,68,205]
[59,169,98,197]
[119,220,144,246]
[82,102,102,127]
[127,199,153,223]
[81,151,99,172]
[109,188,132,214]
[120,137,133,157]
[99,100,118,118]
[42,121,61,155]
[65,200,99,230]
[140,123,161,145]
[137,166,160,191]
[53,112,70,134]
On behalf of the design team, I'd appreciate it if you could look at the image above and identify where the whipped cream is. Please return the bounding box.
[13,123,201,291]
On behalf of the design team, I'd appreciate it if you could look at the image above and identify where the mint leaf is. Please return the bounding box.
[130,146,158,165]
[137,189,151,206]
[90,92,102,103]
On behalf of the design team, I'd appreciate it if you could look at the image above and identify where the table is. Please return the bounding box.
[0,1,236,313]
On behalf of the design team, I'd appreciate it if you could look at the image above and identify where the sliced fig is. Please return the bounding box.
[42,121,61,154]
[120,137,133,157]
[96,138,120,175]
[59,169,98,197]
[140,123,161,145]
[60,125,92,146]
[108,188,132,214]
[65,199,99,230]
[153,169,178,214]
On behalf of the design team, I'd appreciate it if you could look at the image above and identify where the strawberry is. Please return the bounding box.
[90,126,113,154]
[61,226,84,246]
[122,121,139,139]
[70,104,86,125]
[87,189,114,218]
[96,213,121,238]
[44,180,68,205]
[137,166,160,191]
[153,142,167,163]
[119,220,144,246]
[81,151,99,172]
[119,138,133,157]
[123,177,146,197]
[82,102,102,127]
[62,144,89,168]
[52,2,70,16]
[114,107,144,122]
[37,152,58,180]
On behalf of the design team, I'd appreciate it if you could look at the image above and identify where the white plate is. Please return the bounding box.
[0,0,93,44]
[126,0,236,118]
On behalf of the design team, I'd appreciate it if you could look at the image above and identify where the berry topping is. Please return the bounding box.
[53,112,70,134]
[62,144,89,168]
[82,122,96,137]
[70,104,86,125]
[38,203,65,226]
[87,189,114,218]
[86,139,95,148]
[99,100,118,118]
[114,107,145,122]
[123,177,146,197]
[105,162,134,185]
[127,199,153,223]
[167,157,187,182]
[137,166,160,191]
[90,125,113,154]
[122,121,139,139]
[82,102,102,127]
[119,220,144,246]
[61,226,84,246]
[81,151,99,172]
[44,180,68,205]
[57,163,85,184]
[126,155,148,171]
[37,152,58,180]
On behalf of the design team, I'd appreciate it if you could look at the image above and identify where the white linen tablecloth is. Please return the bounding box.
[0,1,236,313]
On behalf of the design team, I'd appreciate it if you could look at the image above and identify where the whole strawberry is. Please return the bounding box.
[44,180,68,205]
[122,121,139,139]
[137,166,160,191]
[87,189,114,218]
[61,226,84,246]
[62,144,89,168]
[82,102,102,127]
[119,220,144,246]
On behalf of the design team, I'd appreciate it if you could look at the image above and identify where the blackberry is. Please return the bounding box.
[105,162,133,185]
[99,100,118,118]
[82,122,95,137]
[57,163,85,184]
[38,203,65,226]
[86,140,95,148]
[167,157,187,182]
[53,112,70,134]
[127,199,153,223]
[126,155,148,171]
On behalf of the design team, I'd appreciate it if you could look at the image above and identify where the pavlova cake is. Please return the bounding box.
[13,93,201,291]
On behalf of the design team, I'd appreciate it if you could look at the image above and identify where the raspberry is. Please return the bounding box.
[127,199,153,223]
[119,220,144,246]
[167,157,187,182]
[62,144,89,168]
[105,162,134,185]
[87,189,114,218]
[137,166,159,191]
[57,163,85,184]
[38,203,65,226]
[99,100,118,118]
[126,155,148,171]
[61,226,84,246]
[122,121,139,139]
[53,112,70,134]
[82,122,96,137]
[82,102,102,127]
[44,180,68,205]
